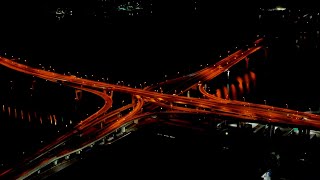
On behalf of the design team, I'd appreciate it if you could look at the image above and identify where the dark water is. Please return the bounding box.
[47,123,267,180]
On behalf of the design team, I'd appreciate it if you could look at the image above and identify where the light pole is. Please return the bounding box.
[243,96,245,102]
[264,99,266,105]
[286,104,288,108]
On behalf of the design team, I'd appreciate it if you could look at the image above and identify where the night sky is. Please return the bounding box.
[0,1,260,81]
[0,1,316,81]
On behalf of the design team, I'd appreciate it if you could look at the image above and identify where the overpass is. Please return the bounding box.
[2,37,320,179]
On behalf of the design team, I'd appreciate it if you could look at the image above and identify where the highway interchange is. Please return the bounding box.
[1,38,320,179]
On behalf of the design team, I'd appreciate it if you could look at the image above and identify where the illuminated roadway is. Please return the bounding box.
[1,38,320,179]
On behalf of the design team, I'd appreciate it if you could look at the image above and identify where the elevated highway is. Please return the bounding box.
[1,38,320,179]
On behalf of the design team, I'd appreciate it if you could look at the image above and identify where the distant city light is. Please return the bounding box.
[267,6,286,11]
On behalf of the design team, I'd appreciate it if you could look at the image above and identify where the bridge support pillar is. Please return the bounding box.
[227,84,230,100]
[54,160,58,165]
[245,57,249,69]
[132,95,135,107]
[267,124,275,137]
[103,89,113,98]
[121,126,126,133]
[75,89,82,101]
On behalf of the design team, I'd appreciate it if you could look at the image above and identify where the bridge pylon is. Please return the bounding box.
[245,57,249,69]
[265,124,275,138]
[75,89,82,101]
[187,90,190,97]
[103,88,113,98]
[131,95,137,108]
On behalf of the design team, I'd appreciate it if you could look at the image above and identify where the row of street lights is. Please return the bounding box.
[242,97,314,112]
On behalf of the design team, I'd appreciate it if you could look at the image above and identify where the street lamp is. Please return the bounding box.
[264,100,266,105]
[243,97,245,102]
[286,104,288,108]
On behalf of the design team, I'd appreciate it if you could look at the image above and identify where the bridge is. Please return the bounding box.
[1,37,320,179]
